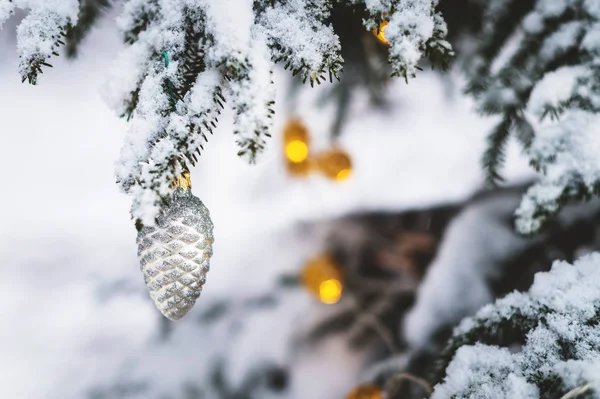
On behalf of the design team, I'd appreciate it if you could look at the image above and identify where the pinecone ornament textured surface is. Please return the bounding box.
[137,188,214,320]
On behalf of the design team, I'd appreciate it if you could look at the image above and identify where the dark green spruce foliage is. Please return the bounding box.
[66,0,113,57]
[465,0,598,186]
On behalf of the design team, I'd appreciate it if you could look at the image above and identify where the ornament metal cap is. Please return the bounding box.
[173,171,192,190]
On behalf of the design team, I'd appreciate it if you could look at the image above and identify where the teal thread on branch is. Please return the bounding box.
[162,51,177,110]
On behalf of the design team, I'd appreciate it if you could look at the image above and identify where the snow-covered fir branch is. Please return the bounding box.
[1,0,452,225]
[431,253,600,398]
[467,0,600,233]
[355,0,453,81]
[8,0,79,84]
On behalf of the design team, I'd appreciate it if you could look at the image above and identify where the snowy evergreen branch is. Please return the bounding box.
[0,0,451,225]
[467,0,600,233]
[255,0,343,85]
[482,116,511,186]
[9,0,79,84]
[516,109,600,235]
[357,0,453,81]
[431,253,600,399]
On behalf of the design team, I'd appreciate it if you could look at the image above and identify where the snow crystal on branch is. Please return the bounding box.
[202,0,275,163]
[432,253,600,398]
[14,0,79,84]
[225,30,275,162]
[358,0,453,80]
[257,0,342,84]
[514,61,600,233]
[516,111,600,234]
[433,344,539,399]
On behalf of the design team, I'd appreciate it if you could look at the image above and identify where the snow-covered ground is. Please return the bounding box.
[0,14,532,399]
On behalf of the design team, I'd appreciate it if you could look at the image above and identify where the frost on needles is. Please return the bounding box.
[469,0,600,234]
[2,0,452,225]
[3,0,79,84]
[431,253,600,399]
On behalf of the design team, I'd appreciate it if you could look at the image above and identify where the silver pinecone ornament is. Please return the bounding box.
[137,172,214,320]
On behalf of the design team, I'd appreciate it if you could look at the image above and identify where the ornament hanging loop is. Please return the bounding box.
[173,171,192,190]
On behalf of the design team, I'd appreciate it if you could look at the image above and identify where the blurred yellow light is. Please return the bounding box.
[316,148,353,182]
[286,140,309,163]
[301,254,344,303]
[373,20,389,45]
[319,279,342,304]
[335,168,351,181]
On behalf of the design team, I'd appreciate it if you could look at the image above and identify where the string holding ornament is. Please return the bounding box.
[136,170,214,320]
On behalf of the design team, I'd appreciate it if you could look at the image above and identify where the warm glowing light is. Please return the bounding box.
[286,140,309,163]
[372,20,389,45]
[346,384,383,399]
[283,119,310,145]
[319,279,342,304]
[300,254,344,304]
[316,148,353,182]
[335,168,351,181]
[283,118,313,177]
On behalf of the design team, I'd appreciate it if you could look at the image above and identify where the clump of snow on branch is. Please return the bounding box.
[516,111,600,234]
[432,253,600,398]
[515,63,600,233]
[10,0,79,84]
[257,0,342,83]
[357,0,453,80]
[466,0,600,234]
[0,0,451,224]
[434,344,539,399]
[225,29,275,160]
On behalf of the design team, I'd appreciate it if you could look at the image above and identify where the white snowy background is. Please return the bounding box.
[0,13,533,399]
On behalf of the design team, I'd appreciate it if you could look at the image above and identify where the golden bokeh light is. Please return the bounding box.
[346,384,383,399]
[301,254,343,304]
[286,158,314,177]
[283,118,310,147]
[283,118,313,177]
[285,140,309,163]
[335,168,351,181]
[319,279,343,304]
[316,147,353,182]
[372,20,389,45]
